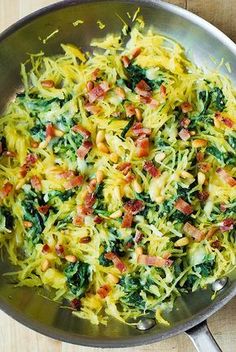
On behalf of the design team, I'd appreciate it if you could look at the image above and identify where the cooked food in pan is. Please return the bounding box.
[0,20,235,326]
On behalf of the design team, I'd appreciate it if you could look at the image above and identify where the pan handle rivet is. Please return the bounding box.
[212,277,228,292]
[137,318,156,331]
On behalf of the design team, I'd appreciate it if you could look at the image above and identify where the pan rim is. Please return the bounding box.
[0,0,236,347]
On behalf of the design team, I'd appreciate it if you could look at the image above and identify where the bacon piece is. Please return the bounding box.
[2,151,16,157]
[65,175,84,190]
[121,55,130,68]
[125,171,135,183]
[181,102,193,113]
[0,182,13,199]
[41,80,54,88]
[38,205,50,214]
[57,170,75,179]
[94,215,103,224]
[77,141,93,159]
[91,68,100,81]
[88,82,109,103]
[46,124,56,138]
[134,231,144,243]
[55,244,64,256]
[131,47,141,59]
[160,84,167,98]
[220,218,235,232]
[216,168,236,187]
[124,199,144,215]
[144,161,160,177]
[30,176,42,191]
[121,211,133,228]
[116,162,132,175]
[84,103,101,115]
[180,117,191,129]
[135,137,150,158]
[220,204,227,213]
[211,240,221,249]
[140,96,159,108]
[84,192,96,208]
[183,222,204,241]
[132,122,151,137]
[197,191,209,202]
[73,214,85,226]
[125,104,136,117]
[137,254,173,267]
[175,198,193,215]
[70,298,81,310]
[135,80,152,97]
[20,154,38,177]
[196,152,204,162]
[198,162,211,173]
[104,252,126,272]
[97,284,111,299]
[215,112,234,128]
[178,128,191,141]
[42,244,51,253]
[72,124,91,139]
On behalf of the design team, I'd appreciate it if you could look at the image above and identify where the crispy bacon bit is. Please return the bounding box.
[160,84,167,98]
[23,221,32,228]
[144,161,160,177]
[38,205,50,214]
[131,47,141,59]
[196,152,204,162]
[137,254,173,267]
[65,175,84,190]
[73,214,85,226]
[94,215,103,224]
[121,211,133,228]
[175,198,193,215]
[215,112,234,128]
[70,298,81,310]
[197,191,209,202]
[21,154,38,177]
[181,102,193,113]
[183,222,204,241]
[42,244,51,253]
[97,284,111,299]
[55,244,64,257]
[41,80,54,88]
[72,124,91,139]
[198,162,211,173]
[125,171,135,183]
[104,252,126,272]
[57,170,75,179]
[125,103,136,117]
[216,168,236,187]
[88,82,109,103]
[180,117,191,129]
[178,128,191,141]
[211,240,221,249]
[79,236,92,244]
[116,162,132,175]
[30,176,42,191]
[84,192,96,208]
[3,151,16,157]
[91,68,100,81]
[0,182,13,199]
[46,124,56,139]
[77,141,93,159]
[135,80,152,97]
[220,218,235,232]
[84,103,101,115]
[134,231,144,243]
[132,122,151,137]
[121,55,130,68]
[124,199,145,215]
[135,137,150,158]
[86,81,94,91]
[140,96,159,108]
[220,204,227,213]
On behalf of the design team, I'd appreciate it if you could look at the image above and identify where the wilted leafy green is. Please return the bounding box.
[64,261,91,297]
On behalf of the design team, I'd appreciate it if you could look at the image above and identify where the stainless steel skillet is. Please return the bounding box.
[0,1,236,351]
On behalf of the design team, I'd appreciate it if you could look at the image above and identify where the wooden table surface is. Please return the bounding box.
[0,1,235,351]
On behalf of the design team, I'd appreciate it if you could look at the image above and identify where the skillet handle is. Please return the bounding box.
[185,320,222,352]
